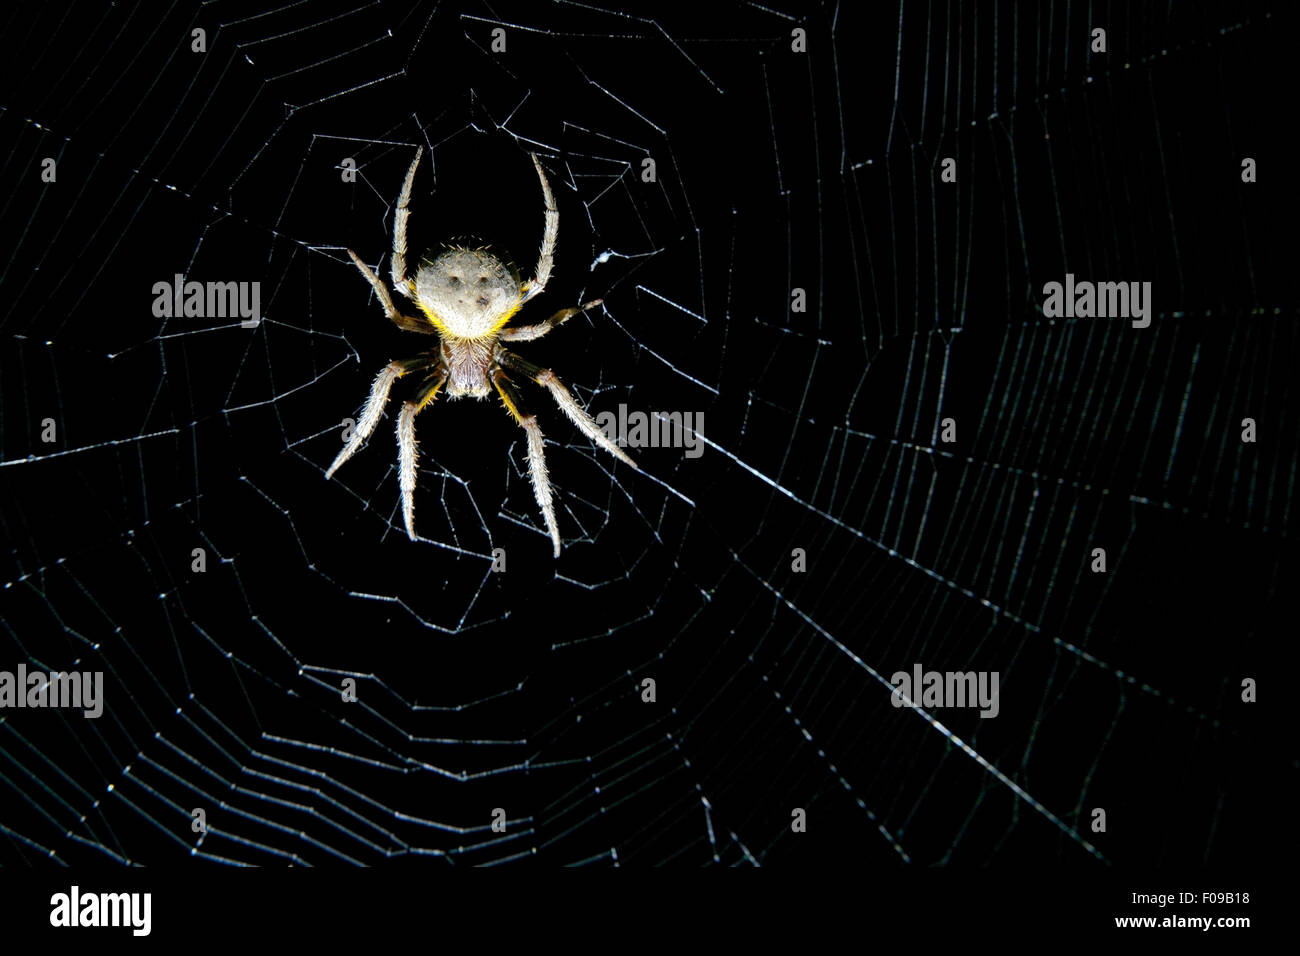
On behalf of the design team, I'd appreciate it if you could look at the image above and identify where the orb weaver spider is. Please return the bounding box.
[326,148,636,556]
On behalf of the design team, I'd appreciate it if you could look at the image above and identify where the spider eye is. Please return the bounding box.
[449,275,460,284]
[478,276,489,283]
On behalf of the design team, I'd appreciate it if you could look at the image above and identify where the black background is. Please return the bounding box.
[0,0,1293,926]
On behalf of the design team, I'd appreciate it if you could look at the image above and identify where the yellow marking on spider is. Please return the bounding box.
[415,376,446,411]
[492,377,526,424]
[416,295,524,340]
[490,297,524,334]
[415,303,450,336]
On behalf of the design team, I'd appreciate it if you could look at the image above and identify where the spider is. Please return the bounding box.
[326,147,636,557]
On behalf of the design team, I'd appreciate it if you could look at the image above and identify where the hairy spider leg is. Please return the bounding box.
[520,154,559,305]
[326,355,434,479]
[397,367,450,540]
[491,368,562,557]
[347,249,434,334]
[497,349,638,469]
[499,299,604,343]
[391,147,423,299]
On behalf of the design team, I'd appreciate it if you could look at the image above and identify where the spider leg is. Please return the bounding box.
[499,299,603,343]
[396,365,449,540]
[496,349,637,469]
[348,249,432,334]
[391,147,423,299]
[326,356,432,479]
[491,367,562,557]
[520,153,558,305]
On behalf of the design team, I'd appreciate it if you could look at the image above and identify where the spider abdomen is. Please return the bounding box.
[415,247,522,340]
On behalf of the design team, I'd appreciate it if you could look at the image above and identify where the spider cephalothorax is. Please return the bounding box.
[326,148,636,557]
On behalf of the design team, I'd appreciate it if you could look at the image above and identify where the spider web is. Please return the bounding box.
[0,0,1293,871]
